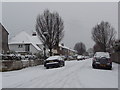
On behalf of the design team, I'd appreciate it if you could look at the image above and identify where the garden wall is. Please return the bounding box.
[0,59,44,72]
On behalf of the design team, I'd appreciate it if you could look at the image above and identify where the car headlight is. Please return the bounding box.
[95,62,100,64]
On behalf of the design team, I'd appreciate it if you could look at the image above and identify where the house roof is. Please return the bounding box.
[9,31,42,51]
[59,44,77,53]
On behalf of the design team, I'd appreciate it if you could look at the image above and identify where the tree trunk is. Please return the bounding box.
[49,48,52,56]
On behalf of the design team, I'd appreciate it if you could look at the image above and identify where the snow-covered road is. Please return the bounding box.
[2,58,118,88]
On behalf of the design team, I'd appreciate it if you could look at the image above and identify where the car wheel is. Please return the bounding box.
[63,62,65,66]
[108,66,112,70]
[46,67,49,69]
[92,64,96,69]
[58,64,61,67]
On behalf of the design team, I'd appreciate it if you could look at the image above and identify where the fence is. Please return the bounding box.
[111,52,120,64]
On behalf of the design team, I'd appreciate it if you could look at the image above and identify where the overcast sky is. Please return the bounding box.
[1,2,118,50]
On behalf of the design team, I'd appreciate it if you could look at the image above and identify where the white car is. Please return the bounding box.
[77,55,85,60]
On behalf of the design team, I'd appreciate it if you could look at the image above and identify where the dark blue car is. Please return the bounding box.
[92,52,112,70]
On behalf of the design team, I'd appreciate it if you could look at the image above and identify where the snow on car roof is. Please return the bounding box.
[46,56,61,60]
[94,52,110,58]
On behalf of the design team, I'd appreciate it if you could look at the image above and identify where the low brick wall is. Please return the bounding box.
[22,60,29,68]
[111,52,120,64]
[1,60,23,71]
[0,59,44,72]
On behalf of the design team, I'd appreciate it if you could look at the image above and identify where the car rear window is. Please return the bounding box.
[46,59,59,63]
[94,52,110,58]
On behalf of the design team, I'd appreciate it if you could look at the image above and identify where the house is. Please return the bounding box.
[9,31,43,54]
[53,43,77,56]
[87,48,94,57]
[0,23,9,54]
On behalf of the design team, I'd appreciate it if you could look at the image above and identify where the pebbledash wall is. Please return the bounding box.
[9,44,41,54]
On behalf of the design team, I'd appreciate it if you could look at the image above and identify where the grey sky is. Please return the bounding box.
[2,2,118,50]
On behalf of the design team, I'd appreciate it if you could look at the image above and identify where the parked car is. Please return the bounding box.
[77,55,85,60]
[92,52,112,70]
[68,56,74,60]
[84,56,89,59]
[73,55,77,60]
[44,56,65,69]
[60,56,67,60]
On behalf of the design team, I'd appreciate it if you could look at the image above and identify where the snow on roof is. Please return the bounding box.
[46,56,61,60]
[32,43,41,51]
[31,35,42,45]
[9,31,42,51]
[59,44,76,52]
[9,31,31,44]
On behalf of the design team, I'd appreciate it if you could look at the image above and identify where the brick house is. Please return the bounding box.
[0,23,9,54]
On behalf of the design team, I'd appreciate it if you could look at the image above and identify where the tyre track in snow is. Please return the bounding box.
[13,60,85,88]
[9,60,78,88]
[33,60,87,88]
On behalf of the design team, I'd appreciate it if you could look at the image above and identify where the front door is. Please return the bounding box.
[25,44,30,52]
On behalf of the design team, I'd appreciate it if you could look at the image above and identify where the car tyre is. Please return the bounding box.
[108,66,112,70]
[46,67,49,69]
[63,62,65,66]
[92,64,96,69]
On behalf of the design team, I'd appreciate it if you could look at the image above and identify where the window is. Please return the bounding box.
[18,44,23,48]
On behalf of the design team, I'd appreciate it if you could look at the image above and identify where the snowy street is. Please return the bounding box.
[2,58,118,88]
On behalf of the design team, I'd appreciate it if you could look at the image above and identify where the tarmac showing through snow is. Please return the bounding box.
[2,58,118,88]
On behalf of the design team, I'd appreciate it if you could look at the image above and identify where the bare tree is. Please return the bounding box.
[92,21,116,52]
[93,43,102,53]
[36,9,64,56]
[74,42,86,55]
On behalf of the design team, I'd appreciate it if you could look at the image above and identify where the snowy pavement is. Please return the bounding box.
[2,58,118,88]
